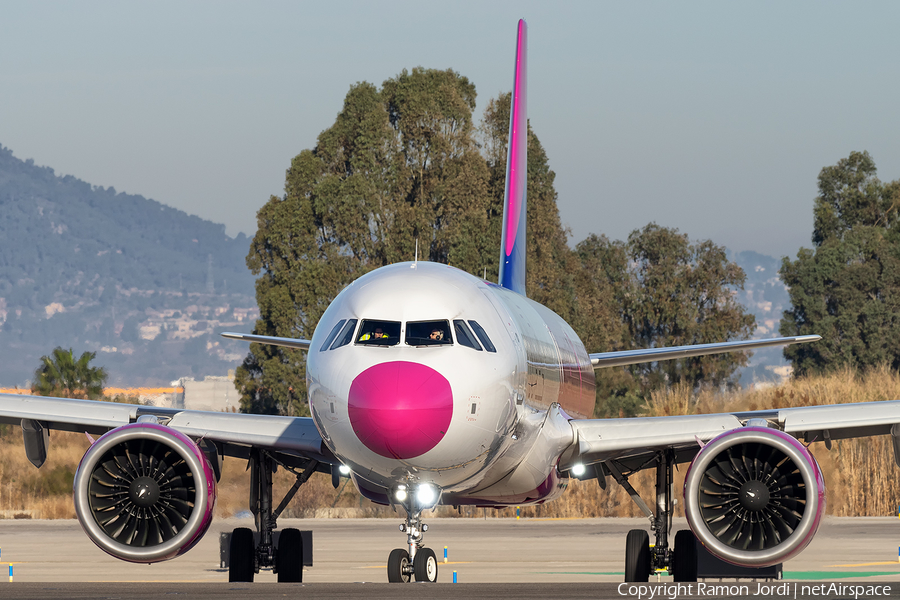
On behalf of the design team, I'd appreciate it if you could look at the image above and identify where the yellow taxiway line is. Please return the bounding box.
[829,561,900,567]
[360,561,472,569]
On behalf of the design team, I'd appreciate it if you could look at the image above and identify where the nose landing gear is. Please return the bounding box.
[387,490,439,583]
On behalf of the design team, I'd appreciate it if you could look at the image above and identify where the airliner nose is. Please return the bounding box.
[348,361,453,459]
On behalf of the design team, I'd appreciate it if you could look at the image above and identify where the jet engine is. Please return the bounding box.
[683,426,825,567]
[73,423,217,563]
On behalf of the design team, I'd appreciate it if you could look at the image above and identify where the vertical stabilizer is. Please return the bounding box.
[498,19,528,295]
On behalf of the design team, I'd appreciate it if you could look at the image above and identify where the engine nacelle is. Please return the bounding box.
[73,423,217,563]
[683,426,825,567]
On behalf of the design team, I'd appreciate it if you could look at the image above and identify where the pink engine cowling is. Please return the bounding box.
[73,423,217,563]
[683,426,825,567]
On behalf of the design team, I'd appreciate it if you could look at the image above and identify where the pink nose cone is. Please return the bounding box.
[348,361,453,459]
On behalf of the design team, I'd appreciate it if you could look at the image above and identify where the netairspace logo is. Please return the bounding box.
[617,582,893,600]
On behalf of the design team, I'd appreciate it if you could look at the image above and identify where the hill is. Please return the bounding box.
[0,144,796,388]
[728,250,793,384]
[0,145,257,386]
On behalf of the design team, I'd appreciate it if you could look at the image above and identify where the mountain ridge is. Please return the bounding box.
[0,144,794,389]
[0,145,257,386]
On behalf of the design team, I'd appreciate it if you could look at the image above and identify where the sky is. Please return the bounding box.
[2,1,899,260]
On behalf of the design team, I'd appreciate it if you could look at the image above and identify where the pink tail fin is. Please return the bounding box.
[498,19,528,295]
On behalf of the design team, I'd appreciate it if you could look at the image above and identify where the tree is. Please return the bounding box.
[236,68,498,415]
[625,224,755,391]
[120,314,143,343]
[481,93,580,319]
[32,346,107,399]
[573,234,636,417]
[576,225,755,417]
[780,152,900,375]
[812,151,900,245]
[237,70,755,418]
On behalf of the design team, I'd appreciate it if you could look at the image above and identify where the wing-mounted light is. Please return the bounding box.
[73,422,217,563]
[683,426,825,567]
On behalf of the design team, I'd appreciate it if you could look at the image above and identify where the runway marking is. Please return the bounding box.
[92,580,229,583]
[783,571,899,580]
[537,570,900,579]
[829,561,900,567]
[360,562,472,569]
[538,571,624,575]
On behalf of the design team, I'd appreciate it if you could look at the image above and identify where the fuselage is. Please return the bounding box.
[306,261,595,506]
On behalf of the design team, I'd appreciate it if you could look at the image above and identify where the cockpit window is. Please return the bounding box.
[319,319,346,352]
[329,319,358,350]
[453,320,482,351]
[356,320,401,346]
[468,320,497,353]
[405,320,452,346]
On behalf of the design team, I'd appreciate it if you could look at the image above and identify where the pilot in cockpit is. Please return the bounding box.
[359,327,388,341]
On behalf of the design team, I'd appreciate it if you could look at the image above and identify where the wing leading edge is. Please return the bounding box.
[564,399,900,473]
[589,335,821,369]
[0,393,328,459]
[221,331,312,350]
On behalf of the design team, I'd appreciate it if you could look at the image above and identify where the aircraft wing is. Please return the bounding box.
[221,331,312,350]
[563,399,900,472]
[589,335,820,369]
[0,333,320,468]
[0,393,330,461]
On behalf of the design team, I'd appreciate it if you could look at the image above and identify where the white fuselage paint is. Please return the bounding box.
[306,261,595,507]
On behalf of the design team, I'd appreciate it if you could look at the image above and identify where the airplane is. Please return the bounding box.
[2,18,899,585]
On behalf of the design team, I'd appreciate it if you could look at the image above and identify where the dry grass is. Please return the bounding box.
[0,424,394,520]
[0,425,90,519]
[2,367,899,519]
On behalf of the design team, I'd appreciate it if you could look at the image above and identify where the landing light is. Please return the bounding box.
[416,483,437,507]
[338,464,351,475]
[395,486,408,502]
[571,463,586,477]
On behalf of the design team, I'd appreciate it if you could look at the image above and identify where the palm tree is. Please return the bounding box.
[32,347,108,400]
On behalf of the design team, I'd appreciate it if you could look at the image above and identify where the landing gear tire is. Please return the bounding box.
[624,529,651,582]
[413,547,438,582]
[672,529,698,582]
[229,527,256,583]
[387,548,411,583]
[276,528,304,583]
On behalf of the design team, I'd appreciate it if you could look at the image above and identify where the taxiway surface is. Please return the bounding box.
[0,516,899,584]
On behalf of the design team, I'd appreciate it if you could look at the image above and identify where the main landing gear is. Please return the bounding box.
[387,486,439,583]
[229,449,318,583]
[607,450,698,582]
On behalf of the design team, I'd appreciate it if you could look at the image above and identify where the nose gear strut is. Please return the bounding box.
[387,493,439,582]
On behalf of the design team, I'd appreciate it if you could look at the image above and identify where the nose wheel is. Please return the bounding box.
[413,547,438,583]
[387,507,439,583]
[387,548,411,583]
